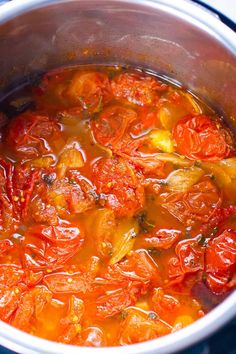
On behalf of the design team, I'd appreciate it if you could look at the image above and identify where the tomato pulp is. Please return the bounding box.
[0,65,235,347]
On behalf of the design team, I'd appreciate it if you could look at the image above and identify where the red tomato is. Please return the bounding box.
[6,112,61,158]
[206,229,236,274]
[95,285,140,319]
[119,308,171,345]
[91,105,137,146]
[205,229,236,293]
[44,257,99,295]
[76,327,106,347]
[59,295,84,344]
[66,71,112,111]
[22,224,84,270]
[106,250,160,286]
[92,158,144,217]
[0,239,13,255]
[31,172,96,224]
[36,70,112,113]
[12,286,52,331]
[200,205,236,237]
[142,229,182,250]
[168,239,205,278]
[0,265,24,288]
[111,72,168,106]
[173,114,233,161]
[0,285,24,321]
[129,107,157,136]
[152,288,180,319]
[159,177,221,225]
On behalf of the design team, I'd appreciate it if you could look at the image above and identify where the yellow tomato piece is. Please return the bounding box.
[150,129,174,153]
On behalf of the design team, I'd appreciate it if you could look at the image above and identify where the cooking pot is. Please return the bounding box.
[0,0,235,353]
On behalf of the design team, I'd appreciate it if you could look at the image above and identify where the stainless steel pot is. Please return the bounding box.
[0,1,235,353]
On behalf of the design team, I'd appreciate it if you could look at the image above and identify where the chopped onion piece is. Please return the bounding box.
[201,162,231,187]
[149,129,174,153]
[159,106,173,131]
[166,166,204,192]
[109,219,139,265]
[147,153,192,167]
[182,92,202,114]
[57,147,85,178]
[28,156,55,168]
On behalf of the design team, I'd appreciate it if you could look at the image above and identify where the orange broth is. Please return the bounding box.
[0,65,235,346]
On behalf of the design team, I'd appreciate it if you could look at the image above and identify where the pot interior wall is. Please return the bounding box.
[0,0,235,125]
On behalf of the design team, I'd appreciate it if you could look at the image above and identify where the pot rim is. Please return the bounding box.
[0,1,235,353]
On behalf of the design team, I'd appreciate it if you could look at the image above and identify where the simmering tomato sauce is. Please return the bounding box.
[0,66,235,346]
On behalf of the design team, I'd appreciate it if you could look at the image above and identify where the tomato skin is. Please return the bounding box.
[205,229,236,294]
[111,72,168,106]
[95,285,140,319]
[173,114,233,161]
[106,250,160,286]
[168,239,204,278]
[6,112,61,158]
[0,286,24,322]
[76,327,106,347]
[0,239,13,255]
[59,295,84,344]
[159,177,221,226]
[91,105,137,147]
[12,286,52,331]
[129,107,157,136]
[31,172,96,224]
[92,158,144,217]
[22,224,84,271]
[152,288,180,320]
[206,229,236,274]
[142,228,182,250]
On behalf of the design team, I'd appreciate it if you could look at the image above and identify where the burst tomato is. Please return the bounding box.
[6,112,61,158]
[173,114,233,161]
[22,224,84,271]
[91,105,137,147]
[92,158,144,217]
[111,72,168,106]
[159,177,221,225]
[142,228,182,250]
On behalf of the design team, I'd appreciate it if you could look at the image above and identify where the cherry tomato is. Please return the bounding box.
[92,158,144,217]
[152,287,180,319]
[76,327,106,347]
[36,70,112,113]
[206,229,236,274]
[0,239,13,255]
[22,224,84,270]
[168,239,205,278]
[0,285,24,321]
[91,105,137,146]
[106,250,160,286]
[129,107,157,136]
[95,285,140,319]
[12,286,52,331]
[0,265,24,287]
[43,257,99,295]
[6,112,61,158]
[142,228,182,250]
[205,229,236,293]
[159,177,221,225]
[173,114,233,161]
[59,295,84,344]
[31,172,96,224]
[119,308,171,345]
[111,72,168,106]
[66,71,112,111]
